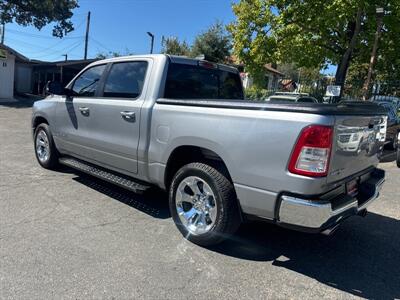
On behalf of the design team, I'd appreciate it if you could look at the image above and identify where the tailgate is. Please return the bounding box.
[328,114,386,183]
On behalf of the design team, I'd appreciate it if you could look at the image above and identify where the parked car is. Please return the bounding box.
[376,101,400,167]
[370,95,400,112]
[32,55,386,246]
[267,93,319,103]
[376,101,400,150]
[337,126,366,153]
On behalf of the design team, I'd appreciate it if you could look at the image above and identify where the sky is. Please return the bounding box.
[3,0,336,74]
[3,0,235,61]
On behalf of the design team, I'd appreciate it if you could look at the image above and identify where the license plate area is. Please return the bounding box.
[346,178,359,197]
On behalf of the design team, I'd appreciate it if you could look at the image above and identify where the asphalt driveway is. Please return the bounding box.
[1,101,399,299]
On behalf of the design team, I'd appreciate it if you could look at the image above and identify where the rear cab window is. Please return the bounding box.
[164,62,244,100]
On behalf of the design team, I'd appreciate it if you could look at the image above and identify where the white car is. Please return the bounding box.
[370,95,400,111]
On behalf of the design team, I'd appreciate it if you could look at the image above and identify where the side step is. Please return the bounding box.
[59,157,151,193]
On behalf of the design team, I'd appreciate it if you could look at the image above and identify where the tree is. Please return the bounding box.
[96,49,134,59]
[0,0,78,38]
[191,21,231,63]
[229,0,400,91]
[161,36,190,56]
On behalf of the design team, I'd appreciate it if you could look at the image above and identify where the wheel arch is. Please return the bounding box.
[164,145,233,190]
[32,115,49,134]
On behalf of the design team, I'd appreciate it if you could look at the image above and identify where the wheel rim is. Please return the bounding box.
[35,130,50,163]
[175,176,218,236]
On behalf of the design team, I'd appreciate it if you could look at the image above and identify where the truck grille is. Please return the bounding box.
[339,134,351,143]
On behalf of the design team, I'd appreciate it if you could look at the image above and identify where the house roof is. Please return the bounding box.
[31,58,97,67]
[0,44,29,62]
[265,64,285,77]
[0,44,96,67]
[227,55,285,77]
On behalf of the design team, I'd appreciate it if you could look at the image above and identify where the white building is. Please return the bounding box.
[241,64,285,90]
[0,44,31,99]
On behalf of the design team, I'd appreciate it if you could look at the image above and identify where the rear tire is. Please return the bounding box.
[396,147,400,168]
[34,123,59,170]
[169,162,241,246]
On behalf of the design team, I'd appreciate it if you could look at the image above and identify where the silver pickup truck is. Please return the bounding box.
[32,55,386,246]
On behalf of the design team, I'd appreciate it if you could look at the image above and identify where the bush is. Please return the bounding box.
[244,87,273,101]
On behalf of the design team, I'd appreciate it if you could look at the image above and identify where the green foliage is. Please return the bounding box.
[0,0,78,38]
[96,49,134,59]
[244,86,271,101]
[229,0,400,87]
[191,21,231,63]
[161,37,191,56]
[161,21,231,63]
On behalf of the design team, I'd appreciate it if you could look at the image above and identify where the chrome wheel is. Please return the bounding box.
[175,176,218,235]
[35,130,50,163]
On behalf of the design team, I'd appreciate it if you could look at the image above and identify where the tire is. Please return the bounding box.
[34,123,59,169]
[397,147,400,168]
[169,162,241,246]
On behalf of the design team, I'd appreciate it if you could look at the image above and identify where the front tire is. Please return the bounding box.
[34,123,59,170]
[169,162,241,246]
[397,147,400,168]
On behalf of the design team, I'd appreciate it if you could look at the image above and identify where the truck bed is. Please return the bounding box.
[157,99,388,116]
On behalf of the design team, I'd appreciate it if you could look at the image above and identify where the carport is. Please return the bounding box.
[31,59,96,95]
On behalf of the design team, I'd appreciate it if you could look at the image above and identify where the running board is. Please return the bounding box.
[59,157,151,193]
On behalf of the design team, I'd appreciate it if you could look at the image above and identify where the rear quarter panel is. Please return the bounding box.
[148,102,334,218]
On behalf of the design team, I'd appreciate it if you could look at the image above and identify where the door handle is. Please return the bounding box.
[79,107,90,116]
[120,111,136,122]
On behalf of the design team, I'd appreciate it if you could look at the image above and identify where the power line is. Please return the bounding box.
[6,28,84,40]
[31,40,84,59]
[90,37,113,52]
[6,36,82,56]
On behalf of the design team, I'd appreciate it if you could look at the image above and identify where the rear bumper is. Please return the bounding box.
[277,168,385,232]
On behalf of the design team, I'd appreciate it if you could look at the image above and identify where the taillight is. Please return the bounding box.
[288,125,333,177]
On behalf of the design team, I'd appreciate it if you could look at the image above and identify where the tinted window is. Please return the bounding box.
[164,63,244,100]
[298,97,316,103]
[104,61,148,98]
[379,103,397,121]
[72,64,106,97]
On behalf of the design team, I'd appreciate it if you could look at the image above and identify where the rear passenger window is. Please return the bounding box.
[164,63,244,100]
[103,61,148,98]
[72,64,106,97]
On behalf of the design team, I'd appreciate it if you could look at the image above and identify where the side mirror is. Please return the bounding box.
[63,88,74,97]
[45,81,64,95]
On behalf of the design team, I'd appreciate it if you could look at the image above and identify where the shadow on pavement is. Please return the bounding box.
[63,165,399,298]
[380,150,396,163]
[0,95,42,108]
[72,174,170,219]
[210,213,400,299]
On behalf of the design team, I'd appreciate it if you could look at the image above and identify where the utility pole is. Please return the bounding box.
[363,7,385,100]
[62,54,68,62]
[147,32,154,54]
[84,11,91,60]
[1,23,5,44]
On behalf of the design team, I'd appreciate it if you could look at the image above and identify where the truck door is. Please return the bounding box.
[79,60,150,175]
[55,64,107,159]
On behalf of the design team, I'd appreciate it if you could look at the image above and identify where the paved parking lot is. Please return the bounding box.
[1,101,400,299]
